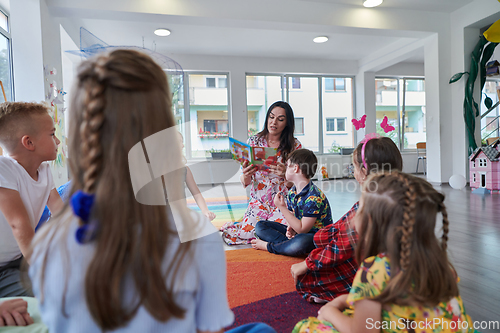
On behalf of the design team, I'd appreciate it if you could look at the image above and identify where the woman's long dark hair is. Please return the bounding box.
[257,101,296,160]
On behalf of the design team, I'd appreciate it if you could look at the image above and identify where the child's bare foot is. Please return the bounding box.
[251,239,268,251]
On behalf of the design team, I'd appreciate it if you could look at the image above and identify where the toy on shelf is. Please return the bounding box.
[486,60,500,76]
[469,139,500,194]
[320,165,329,179]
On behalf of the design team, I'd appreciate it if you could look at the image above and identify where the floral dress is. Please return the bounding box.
[293,254,475,333]
[220,135,301,245]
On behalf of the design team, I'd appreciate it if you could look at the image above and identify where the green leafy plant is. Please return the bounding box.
[248,128,258,137]
[209,148,231,153]
[328,141,342,154]
[449,34,498,154]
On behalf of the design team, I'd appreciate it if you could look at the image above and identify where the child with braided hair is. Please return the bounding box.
[292,135,402,303]
[293,171,475,333]
[27,50,276,333]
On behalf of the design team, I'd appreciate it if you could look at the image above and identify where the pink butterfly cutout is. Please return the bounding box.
[351,115,367,130]
[380,116,395,133]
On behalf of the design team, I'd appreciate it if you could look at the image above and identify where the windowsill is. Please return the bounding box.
[198,134,229,139]
[294,133,305,136]
[325,132,348,135]
[324,90,347,93]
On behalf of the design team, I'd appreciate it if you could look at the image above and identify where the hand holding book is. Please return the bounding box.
[229,137,278,172]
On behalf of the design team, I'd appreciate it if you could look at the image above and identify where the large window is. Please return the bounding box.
[246,75,284,138]
[288,76,319,151]
[170,73,230,159]
[246,74,354,154]
[0,8,12,102]
[322,77,353,152]
[375,78,426,149]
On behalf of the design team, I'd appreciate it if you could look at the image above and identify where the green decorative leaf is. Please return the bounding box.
[484,95,493,109]
[480,42,499,91]
[449,72,468,83]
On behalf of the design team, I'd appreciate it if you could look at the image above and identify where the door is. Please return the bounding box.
[481,173,486,188]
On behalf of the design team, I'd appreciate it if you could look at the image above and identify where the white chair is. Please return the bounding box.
[416,142,426,175]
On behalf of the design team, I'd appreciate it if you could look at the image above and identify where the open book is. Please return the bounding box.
[229,137,278,171]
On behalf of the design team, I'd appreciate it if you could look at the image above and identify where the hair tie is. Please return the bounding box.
[360,133,381,170]
[70,190,98,244]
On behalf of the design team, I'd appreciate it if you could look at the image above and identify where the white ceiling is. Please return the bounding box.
[299,0,474,12]
[47,0,476,64]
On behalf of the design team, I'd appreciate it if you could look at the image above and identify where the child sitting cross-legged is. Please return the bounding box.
[251,148,332,257]
[293,172,475,333]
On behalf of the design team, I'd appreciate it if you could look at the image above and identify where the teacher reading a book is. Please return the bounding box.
[221,101,302,245]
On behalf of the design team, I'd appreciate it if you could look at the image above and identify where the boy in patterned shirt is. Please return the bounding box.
[252,149,332,257]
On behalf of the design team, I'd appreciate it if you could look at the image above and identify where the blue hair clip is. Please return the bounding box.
[75,221,98,244]
[70,190,95,222]
[70,190,98,244]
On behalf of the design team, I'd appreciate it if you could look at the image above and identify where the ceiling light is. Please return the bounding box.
[313,36,328,43]
[363,0,383,7]
[154,28,171,36]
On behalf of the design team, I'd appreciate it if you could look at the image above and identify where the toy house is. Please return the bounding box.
[469,140,500,193]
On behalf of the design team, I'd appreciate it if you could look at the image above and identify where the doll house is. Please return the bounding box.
[469,140,500,193]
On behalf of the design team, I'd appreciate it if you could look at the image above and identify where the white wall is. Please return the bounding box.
[450,0,500,181]
[376,62,425,77]
[10,0,45,102]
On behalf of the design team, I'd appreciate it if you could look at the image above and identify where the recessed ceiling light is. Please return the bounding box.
[154,28,171,36]
[363,0,383,7]
[313,36,328,43]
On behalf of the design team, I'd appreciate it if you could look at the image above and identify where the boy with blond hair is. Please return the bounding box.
[0,102,63,297]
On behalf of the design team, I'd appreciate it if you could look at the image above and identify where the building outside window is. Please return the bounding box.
[295,117,304,135]
[179,73,230,159]
[291,77,301,89]
[375,77,426,150]
[324,78,346,91]
[325,117,346,132]
[246,75,354,154]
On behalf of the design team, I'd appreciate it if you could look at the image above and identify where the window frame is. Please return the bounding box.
[246,73,356,155]
[294,117,304,135]
[325,117,347,133]
[0,6,13,101]
[181,71,231,160]
[375,76,426,151]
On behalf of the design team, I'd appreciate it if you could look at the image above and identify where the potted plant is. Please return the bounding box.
[328,141,342,155]
[210,148,232,159]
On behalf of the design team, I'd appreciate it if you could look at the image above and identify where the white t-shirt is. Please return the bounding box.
[0,156,55,266]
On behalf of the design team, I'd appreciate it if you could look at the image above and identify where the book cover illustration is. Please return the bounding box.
[229,137,277,172]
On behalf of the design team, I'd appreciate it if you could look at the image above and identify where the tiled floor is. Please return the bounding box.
[200,178,500,332]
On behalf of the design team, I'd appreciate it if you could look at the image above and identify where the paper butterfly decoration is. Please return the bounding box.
[351,115,367,130]
[380,116,395,133]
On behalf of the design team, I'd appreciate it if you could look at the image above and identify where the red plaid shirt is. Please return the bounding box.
[296,202,359,303]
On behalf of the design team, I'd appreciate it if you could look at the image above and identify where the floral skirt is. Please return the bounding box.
[221,198,288,245]
[292,317,338,333]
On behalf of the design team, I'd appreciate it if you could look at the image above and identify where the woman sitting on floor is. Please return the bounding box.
[221,101,302,245]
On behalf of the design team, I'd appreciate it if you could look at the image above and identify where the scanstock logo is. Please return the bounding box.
[127,124,240,243]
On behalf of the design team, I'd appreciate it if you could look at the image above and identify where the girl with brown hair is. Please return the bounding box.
[292,135,402,304]
[293,171,475,333]
[27,50,239,332]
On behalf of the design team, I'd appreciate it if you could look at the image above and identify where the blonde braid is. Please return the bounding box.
[397,173,417,271]
[80,62,107,194]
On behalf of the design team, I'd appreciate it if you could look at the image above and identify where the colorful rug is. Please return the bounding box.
[188,195,248,229]
[225,249,321,333]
